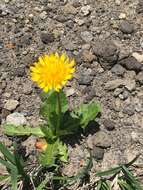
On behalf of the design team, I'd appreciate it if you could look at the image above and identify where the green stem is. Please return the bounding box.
[56,92,61,137]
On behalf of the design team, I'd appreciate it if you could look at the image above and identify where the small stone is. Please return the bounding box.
[22,136,37,156]
[4,100,19,111]
[92,147,104,160]
[75,18,85,25]
[120,21,134,34]
[103,119,115,131]
[40,32,55,44]
[23,83,32,95]
[124,70,136,79]
[63,3,77,15]
[136,0,143,14]
[87,135,93,149]
[119,56,142,72]
[123,104,135,116]
[93,131,112,148]
[6,112,27,126]
[12,66,25,77]
[119,13,126,19]
[114,88,123,97]
[0,41,4,49]
[115,0,121,5]
[92,39,119,69]
[132,52,143,63]
[81,5,91,16]
[136,71,143,84]
[105,79,125,90]
[81,31,93,42]
[39,11,47,19]
[82,50,95,62]
[111,64,125,76]
[78,74,93,85]
[114,98,122,112]
[66,88,75,97]
[125,148,139,163]
[29,14,34,18]
[124,80,136,91]
[119,90,130,100]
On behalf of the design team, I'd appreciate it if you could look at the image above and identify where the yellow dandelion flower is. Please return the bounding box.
[30,53,75,92]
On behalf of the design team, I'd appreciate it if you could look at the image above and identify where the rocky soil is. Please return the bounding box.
[0,0,143,189]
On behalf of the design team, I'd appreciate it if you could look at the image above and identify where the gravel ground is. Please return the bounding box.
[0,0,143,189]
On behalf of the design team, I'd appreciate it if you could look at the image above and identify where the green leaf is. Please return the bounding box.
[0,158,16,171]
[96,166,121,177]
[40,125,56,142]
[13,144,30,186]
[58,141,68,162]
[0,142,15,164]
[0,175,10,183]
[40,90,68,117]
[11,169,18,190]
[74,102,101,128]
[36,176,49,190]
[121,166,143,189]
[118,179,133,190]
[60,111,81,136]
[39,140,59,166]
[4,124,45,137]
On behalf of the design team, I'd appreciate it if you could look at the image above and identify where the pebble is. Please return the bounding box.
[0,41,4,49]
[23,83,32,95]
[124,80,136,92]
[123,104,135,116]
[119,90,130,100]
[78,73,93,85]
[66,88,75,97]
[103,119,115,131]
[119,56,142,72]
[111,64,125,76]
[75,17,85,25]
[82,50,96,62]
[120,20,134,34]
[92,147,104,160]
[114,88,123,97]
[6,112,27,126]
[93,39,119,69]
[132,52,143,63]
[81,31,93,42]
[105,79,124,90]
[136,0,143,14]
[81,5,91,16]
[63,3,77,15]
[119,13,126,19]
[115,0,121,5]
[93,131,112,148]
[4,99,19,111]
[40,32,55,44]
[136,71,143,84]
[39,11,47,19]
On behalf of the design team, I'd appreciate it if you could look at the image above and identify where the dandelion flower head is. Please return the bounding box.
[30,53,75,92]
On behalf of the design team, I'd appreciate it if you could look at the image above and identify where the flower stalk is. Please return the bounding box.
[56,92,61,137]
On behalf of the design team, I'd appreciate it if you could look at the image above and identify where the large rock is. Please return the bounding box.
[92,39,119,69]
